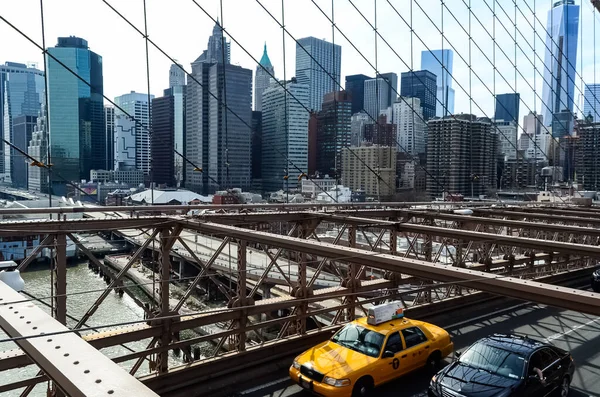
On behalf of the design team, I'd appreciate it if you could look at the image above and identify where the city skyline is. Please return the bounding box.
[2,1,598,125]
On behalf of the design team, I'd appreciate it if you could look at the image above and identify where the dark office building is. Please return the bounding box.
[152,93,176,187]
[12,115,37,189]
[308,112,318,176]
[363,115,397,147]
[316,91,352,178]
[251,111,262,180]
[345,74,371,114]
[574,119,600,190]
[400,70,437,120]
[47,36,105,194]
[494,93,520,123]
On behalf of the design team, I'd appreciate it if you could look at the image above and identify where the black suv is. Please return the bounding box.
[429,334,574,397]
[591,269,600,292]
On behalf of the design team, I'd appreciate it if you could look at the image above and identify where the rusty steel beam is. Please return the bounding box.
[0,217,176,236]
[181,221,600,315]
[75,228,161,328]
[0,201,503,217]
[317,214,600,257]
[473,208,600,226]
[16,235,52,271]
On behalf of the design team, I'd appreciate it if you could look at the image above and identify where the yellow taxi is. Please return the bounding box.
[289,302,453,397]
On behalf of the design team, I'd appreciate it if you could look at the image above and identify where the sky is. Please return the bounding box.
[1,0,599,125]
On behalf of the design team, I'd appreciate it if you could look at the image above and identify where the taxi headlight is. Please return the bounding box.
[323,376,351,387]
[292,360,301,370]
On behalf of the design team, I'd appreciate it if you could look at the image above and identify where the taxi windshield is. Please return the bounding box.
[459,341,525,379]
[331,323,385,358]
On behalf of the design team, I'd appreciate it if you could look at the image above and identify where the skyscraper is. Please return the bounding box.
[27,108,48,192]
[169,63,186,88]
[186,21,252,194]
[316,91,352,178]
[254,43,274,112]
[400,70,437,121]
[151,86,185,187]
[261,78,309,192]
[345,74,371,115]
[196,19,230,64]
[426,115,498,198]
[494,93,521,123]
[363,73,398,120]
[114,91,154,175]
[391,97,426,156]
[541,0,579,128]
[0,62,45,183]
[296,37,341,112]
[113,114,136,171]
[584,84,600,122]
[47,36,105,193]
[421,49,455,117]
[152,92,176,187]
[12,115,37,188]
[104,105,114,170]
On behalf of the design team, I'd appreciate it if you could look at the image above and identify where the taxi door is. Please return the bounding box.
[399,327,431,373]
[377,331,412,384]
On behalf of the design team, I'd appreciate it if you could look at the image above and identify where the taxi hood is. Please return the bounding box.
[297,340,377,379]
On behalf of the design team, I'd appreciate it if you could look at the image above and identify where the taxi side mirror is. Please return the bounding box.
[382,350,394,359]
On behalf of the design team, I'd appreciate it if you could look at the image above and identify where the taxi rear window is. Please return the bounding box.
[331,323,385,358]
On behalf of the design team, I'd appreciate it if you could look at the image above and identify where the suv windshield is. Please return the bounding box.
[331,323,385,358]
[459,341,525,379]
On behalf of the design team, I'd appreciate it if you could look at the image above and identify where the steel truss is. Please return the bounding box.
[0,203,598,394]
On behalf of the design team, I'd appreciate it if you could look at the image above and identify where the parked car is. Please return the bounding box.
[591,269,600,292]
[429,334,574,397]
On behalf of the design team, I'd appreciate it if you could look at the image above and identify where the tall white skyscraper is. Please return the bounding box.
[584,84,600,122]
[541,0,579,127]
[261,78,309,192]
[421,49,455,117]
[295,37,341,112]
[169,63,186,88]
[114,91,154,174]
[255,43,274,112]
[391,97,426,155]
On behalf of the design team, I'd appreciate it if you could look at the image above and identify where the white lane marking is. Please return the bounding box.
[239,376,293,394]
[445,303,531,329]
[545,316,600,342]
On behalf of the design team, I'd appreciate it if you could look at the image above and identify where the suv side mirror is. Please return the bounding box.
[382,350,394,359]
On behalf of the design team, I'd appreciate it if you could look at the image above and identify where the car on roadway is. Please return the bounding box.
[591,269,600,292]
[289,303,454,397]
[428,334,575,397]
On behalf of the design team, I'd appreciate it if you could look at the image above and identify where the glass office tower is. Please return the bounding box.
[541,0,579,132]
[47,37,105,193]
[421,49,455,117]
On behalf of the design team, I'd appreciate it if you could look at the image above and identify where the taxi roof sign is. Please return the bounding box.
[367,301,404,325]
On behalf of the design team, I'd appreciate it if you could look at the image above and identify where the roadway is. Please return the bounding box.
[235,304,600,397]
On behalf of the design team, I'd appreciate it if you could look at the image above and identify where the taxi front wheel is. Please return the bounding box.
[427,352,442,374]
[352,377,374,397]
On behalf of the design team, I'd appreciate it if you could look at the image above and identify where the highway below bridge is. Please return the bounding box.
[235,303,600,397]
